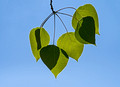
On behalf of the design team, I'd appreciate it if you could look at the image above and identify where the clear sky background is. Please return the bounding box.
[0,0,120,87]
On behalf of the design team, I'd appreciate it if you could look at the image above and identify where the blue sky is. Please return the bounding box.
[0,0,120,87]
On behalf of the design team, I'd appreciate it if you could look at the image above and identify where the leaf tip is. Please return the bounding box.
[93,43,96,46]
[75,59,79,62]
[36,58,39,62]
[95,44,97,47]
[97,32,100,35]
[55,75,58,79]
[53,73,58,78]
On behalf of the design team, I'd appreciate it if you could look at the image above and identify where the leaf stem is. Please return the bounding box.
[58,12,80,23]
[57,11,81,22]
[40,13,53,27]
[56,14,68,33]
[53,14,56,45]
[57,12,73,17]
[56,7,76,12]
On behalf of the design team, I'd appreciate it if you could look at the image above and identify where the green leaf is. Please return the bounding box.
[57,32,84,61]
[29,27,50,61]
[75,16,95,45]
[72,4,99,35]
[40,45,69,78]
[40,45,60,70]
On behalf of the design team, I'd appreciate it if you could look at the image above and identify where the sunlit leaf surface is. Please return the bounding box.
[57,32,84,61]
[75,16,96,45]
[40,45,69,78]
[72,4,99,35]
[29,27,50,61]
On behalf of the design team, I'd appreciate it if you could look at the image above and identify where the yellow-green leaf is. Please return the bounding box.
[51,49,69,78]
[29,27,50,61]
[57,32,84,61]
[75,16,96,45]
[72,4,99,35]
[40,45,69,78]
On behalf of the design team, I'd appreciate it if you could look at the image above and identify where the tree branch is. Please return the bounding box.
[50,0,55,13]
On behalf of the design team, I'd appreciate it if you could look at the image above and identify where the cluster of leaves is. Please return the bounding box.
[29,4,99,78]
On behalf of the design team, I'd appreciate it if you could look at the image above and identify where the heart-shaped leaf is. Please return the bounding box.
[75,16,95,45]
[57,32,84,61]
[40,45,69,78]
[29,27,50,61]
[72,4,99,35]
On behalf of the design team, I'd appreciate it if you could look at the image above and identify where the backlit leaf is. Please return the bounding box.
[57,32,84,61]
[29,27,50,61]
[75,16,95,45]
[40,45,69,78]
[72,4,99,35]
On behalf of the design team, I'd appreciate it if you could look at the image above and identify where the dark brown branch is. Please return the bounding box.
[50,0,55,13]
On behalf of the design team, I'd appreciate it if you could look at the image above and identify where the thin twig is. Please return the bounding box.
[50,0,54,12]
[56,14,68,33]
[40,13,53,27]
[50,0,55,13]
